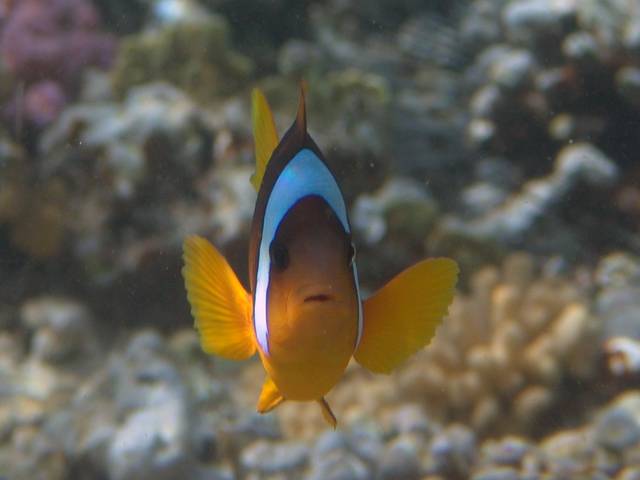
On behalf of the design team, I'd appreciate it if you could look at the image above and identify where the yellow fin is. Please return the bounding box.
[257,376,285,413]
[251,88,279,191]
[182,235,256,360]
[354,258,458,374]
[317,398,337,429]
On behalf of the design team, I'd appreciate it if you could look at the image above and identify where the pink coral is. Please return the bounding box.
[1,0,116,127]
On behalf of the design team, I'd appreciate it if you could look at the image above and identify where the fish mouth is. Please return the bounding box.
[303,293,332,303]
[296,284,335,304]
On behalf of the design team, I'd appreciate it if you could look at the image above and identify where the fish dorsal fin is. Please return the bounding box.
[251,88,279,191]
[295,81,307,136]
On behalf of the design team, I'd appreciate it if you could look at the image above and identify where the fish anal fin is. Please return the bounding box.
[251,88,279,191]
[257,376,285,413]
[318,398,337,429]
[354,258,458,374]
[182,235,256,360]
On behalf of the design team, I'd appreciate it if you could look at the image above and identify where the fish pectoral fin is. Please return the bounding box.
[251,88,279,191]
[257,376,285,413]
[182,235,256,360]
[318,398,337,429]
[354,258,458,374]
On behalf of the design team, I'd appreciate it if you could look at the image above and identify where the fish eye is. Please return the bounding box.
[270,241,289,271]
[347,242,356,267]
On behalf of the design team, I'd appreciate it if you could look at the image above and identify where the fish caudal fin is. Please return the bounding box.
[257,376,285,413]
[251,88,279,191]
[318,398,337,429]
[182,235,256,360]
[354,258,458,374]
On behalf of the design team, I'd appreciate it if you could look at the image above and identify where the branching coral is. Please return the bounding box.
[442,143,618,244]
[397,253,602,437]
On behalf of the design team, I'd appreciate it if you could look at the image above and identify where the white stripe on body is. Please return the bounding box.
[253,148,363,355]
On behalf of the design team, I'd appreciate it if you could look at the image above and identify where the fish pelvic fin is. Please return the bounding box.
[257,376,285,413]
[354,258,458,374]
[182,235,256,360]
[251,88,279,191]
[318,397,337,429]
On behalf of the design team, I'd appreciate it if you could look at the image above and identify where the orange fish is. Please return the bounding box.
[182,86,458,427]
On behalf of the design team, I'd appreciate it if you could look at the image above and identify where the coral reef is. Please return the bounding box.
[0,138,67,259]
[37,82,254,283]
[441,143,618,245]
[453,0,640,260]
[0,296,638,480]
[2,0,640,479]
[111,13,253,104]
[0,0,116,129]
[396,253,601,436]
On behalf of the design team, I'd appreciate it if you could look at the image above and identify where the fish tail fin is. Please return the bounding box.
[257,376,285,413]
[354,258,458,374]
[317,397,337,429]
[251,88,279,191]
[182,235,256,360]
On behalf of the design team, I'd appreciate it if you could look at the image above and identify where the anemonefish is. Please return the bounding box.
[182,86,458,427]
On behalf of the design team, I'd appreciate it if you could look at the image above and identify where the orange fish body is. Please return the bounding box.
[182,87,458,427]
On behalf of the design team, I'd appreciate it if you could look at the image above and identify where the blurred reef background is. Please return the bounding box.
[1,0,640,479]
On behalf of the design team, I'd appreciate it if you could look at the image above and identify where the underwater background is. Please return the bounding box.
[1,0,640,478]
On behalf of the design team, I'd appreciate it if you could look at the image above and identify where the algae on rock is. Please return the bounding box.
[111,14,253,103]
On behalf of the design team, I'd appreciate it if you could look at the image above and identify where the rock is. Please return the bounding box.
[386,404,434,438]
[618,467,640,480]
[616,66,640,107]
[480,436,531,466]
[595,393,640,452]
[241,440,310,475]
[378,434,422,480]
[503,0,576,44]
[307,450,370,480]
[539,428,596,477]
[489,49,536,90]
[595,253,640,340]
[563,31,599,61]
[111,14,252,102]
[430,425,477,477]
[352,177,438,245]
[20,297,95,365]
[347,423,384,464]
[313,430,349,456]
[471,466,520,480]
[104,331,193,480]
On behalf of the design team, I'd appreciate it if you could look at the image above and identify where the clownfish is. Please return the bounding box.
[182,86,458,427]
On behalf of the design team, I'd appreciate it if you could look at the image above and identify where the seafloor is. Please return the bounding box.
[1,0,640,479]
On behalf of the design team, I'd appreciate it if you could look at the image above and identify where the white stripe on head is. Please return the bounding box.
[253,148,363,355]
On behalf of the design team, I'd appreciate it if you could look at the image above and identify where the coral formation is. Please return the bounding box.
[397,253,602,436]
[111,13,253,104]
[0,0,116,129]
[442,143,618,245]
[0,139,68,259]
[0,293,636,480]
[37,82,255,283]
[450,0,640,259]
